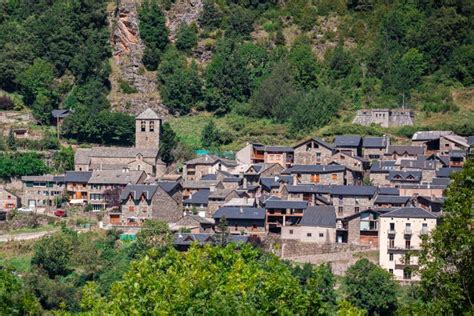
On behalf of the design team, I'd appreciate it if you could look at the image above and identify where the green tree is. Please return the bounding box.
[288,37,319,89]
[53,146,75,172]
[31,232,76,278]
[198,0,222,30]
[387,48,426,98]
[134,220,172,256]
[226,6,255,39]
[176,23,198,53]
[0,268,42,315]
[16,58,55,105]
[201,120,221,148]
[418,162,474,314]
[139,0,169,70]
[81,245,320,314]
[159,122,177,165]
[447,44,474,86]
[7,129,16,151]
[343,258,398,315]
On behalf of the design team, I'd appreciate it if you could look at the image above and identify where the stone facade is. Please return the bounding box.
[295,171,345,185]
[293,139,334,165]
[0,188,19,211]
[353,108,414,128]
[369,172,390,187]
[21,175,65,210]
[332,196,374,218]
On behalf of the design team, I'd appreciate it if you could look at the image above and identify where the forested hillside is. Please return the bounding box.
[0,0,473,149]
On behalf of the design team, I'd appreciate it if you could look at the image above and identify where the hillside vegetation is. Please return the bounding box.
[0,0,473,151]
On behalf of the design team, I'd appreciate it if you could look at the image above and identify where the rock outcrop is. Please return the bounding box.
[165,0,203,41]
[108,0,169,118]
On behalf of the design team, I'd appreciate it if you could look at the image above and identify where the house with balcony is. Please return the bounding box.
[379,207,437,281]
[293,137,335,165]
[262,146,294,168]
[282,165,346,185]
[281,206,336,243]
[265,200,308,233]
[336,209,382,247]
[22,175,65,210]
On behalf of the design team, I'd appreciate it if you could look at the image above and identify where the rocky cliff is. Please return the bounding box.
[108,0,169,117]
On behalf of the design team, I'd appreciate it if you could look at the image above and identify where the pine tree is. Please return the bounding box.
[159,122,177,165]
[201,120,221,149]
[7,129,16,151]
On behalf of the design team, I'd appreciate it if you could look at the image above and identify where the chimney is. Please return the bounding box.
[243,178,248,189]
[239,206,244,213]
[292,174,297,185]
[210,183,216,192]
[274,176,279,182]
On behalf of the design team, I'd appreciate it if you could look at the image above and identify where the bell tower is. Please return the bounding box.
[135,108,161,149]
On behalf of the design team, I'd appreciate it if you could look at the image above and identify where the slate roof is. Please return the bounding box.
[201,174,218,180]
[399,159,437,170]
[64,171,93,183]
[183,190,210,205]
[213,207,266,220]
[431,177,451,186]
[88,170,144,185]
[286,184,319,193]
[370,160,396,173]
[380,207,437,219]
[449,150,466,158]
[442,135,468,148]
[183,180,221,189]
[386,146,424,156]
[387,171,422,182]
[223,198,256,207]
[285,165,345,174]
[378,187,399,196]
[330,185,377,197]
[74,147,159,163]
[265,200,308,209]
[22,175,57,182]
[436,167,462,178]
[263,146,294,153]
[412,131,452,141]
[300,206,336,228]
[51,109,70,119]
[136,108,160,120]
[293,137,335,151]
[208,189,235,199]
[362,137,387,148]
[157,181,180,193]
[375,195,410,205]
[185,155,237,167]
[260,177,280,190]
[223,177,242,183]
[334,135,362,148]
[468,136,474,146]
[120,184,159,201]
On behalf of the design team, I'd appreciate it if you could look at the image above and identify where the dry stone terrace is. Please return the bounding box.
[2,109,472,281]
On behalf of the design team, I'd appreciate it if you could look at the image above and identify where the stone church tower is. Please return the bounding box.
[135,108,161,149]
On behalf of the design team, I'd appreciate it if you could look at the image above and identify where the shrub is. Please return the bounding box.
[118,80,138,94]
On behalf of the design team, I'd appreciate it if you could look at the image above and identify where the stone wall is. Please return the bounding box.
[268,238,371,258]
[353,109,413,128]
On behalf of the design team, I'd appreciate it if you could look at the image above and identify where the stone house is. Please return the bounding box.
[242,163,284,187]
[362,136,389,160]
[64,171,92,205]
[260,176,293,196]
[374,195,411,208]
[385,146,424,163]
[398,159,437,183]
[334,135,362,157]
[282,184,331,206]
[379,207,437,281]
[369,160,397,186]
[171,214,214,234]
[265,200,308,234]
[182,180,223,199]
[263,146,294,168]
[337,209,381,247]
[87,170,146,211]
[352,108,414,128]
[183,190,210,218]
[221,177,243,190]
[213,206,266,235]
[21,175,65,210]
[411,131,453,154]
[283,165,346,185]
[235,143,265,164]
[207,189,240,217]
[439,135,469,156]
[113,182,182,226]
[398,184,446,199]
[330,152,368,185]
[0,188,20,211]
[293,137,335,165]
[183,155,238,181]
[330,185,377,218]
[281,206,336,244]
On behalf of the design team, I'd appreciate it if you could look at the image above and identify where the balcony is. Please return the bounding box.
[404,227,412,235]
[387,228,396,235]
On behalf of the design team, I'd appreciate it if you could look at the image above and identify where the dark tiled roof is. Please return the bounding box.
[286,184,318,193]
[213,207,266,220]
[388,171,422,182]
[157,181,180,193]
[386,146,424,156]
[330,185,377,197]
[201,174,217,180]
[53,176,65,183]
[375,195,410,205]
[286,164,345,174]
[380,207,437,218]
[260,177,280,190]
[120,184,159,201]
[370,160,396,173]
[223,177,242,183]
[362,137,387,148]
[399,159,437,170]
[378,187,399,196]
[184,190,210,205]
[412,131,452,141]
[468,136,474,146]
[293,137,335,151]
[300,206,336,228]
[64,171,92,183]
[51,109,70,119]
[436,167,462,178]
[431,177,451,186]
[449,150,466,158]
[265,200,308,209]
[136,108,160,120]
[264,146,294,153]
[334,135,362,148]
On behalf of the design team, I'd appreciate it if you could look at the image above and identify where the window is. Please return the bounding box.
[388,238,395,248]
[307,233,312,237]
[331,173,337,180]
[405,240,411,249]
[129,206,135,212]
[141,120,146,131]
[319,233,324,237]
[289,229,293,235]
[389,269,393,274]
[389,253,393,261]
[338,207,343,214]
[316,152,321,158]
[311,174,320,183]
[403,268,412,280]
[354,207,360,213]
[149,121,154,132]
[390,223,395,231]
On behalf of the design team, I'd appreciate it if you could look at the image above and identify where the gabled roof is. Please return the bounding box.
[386,145,424,156]
[431,177,451,186]
[370,160,396,173]
[120,184,159,201]
[285,164,345,174]
[293,137,335,151]
[380,207,437,219]
[388,171,422,182]
[185,155,237,167]
[378,187,399,196]
[88,170,144,185]
[362,137,387,148]
[330,185,377,197]
[399,159,437,170]
[436,167,462,178]
[300,206,336,228]
[182,180,221,189]
[265,200,308,209]
[209,189,235,199]
[213,207,266,220]
[136,108,160,120]
[334,135,362,148]
[157,181,180,193]
[51,109,70,119]
[412,131,452,141]
[64,171,93,183]
[183,190,210,205]
[442,135,468,148]
[286,184,318,193]
[375,195,410,205]
[263,146,294,153]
